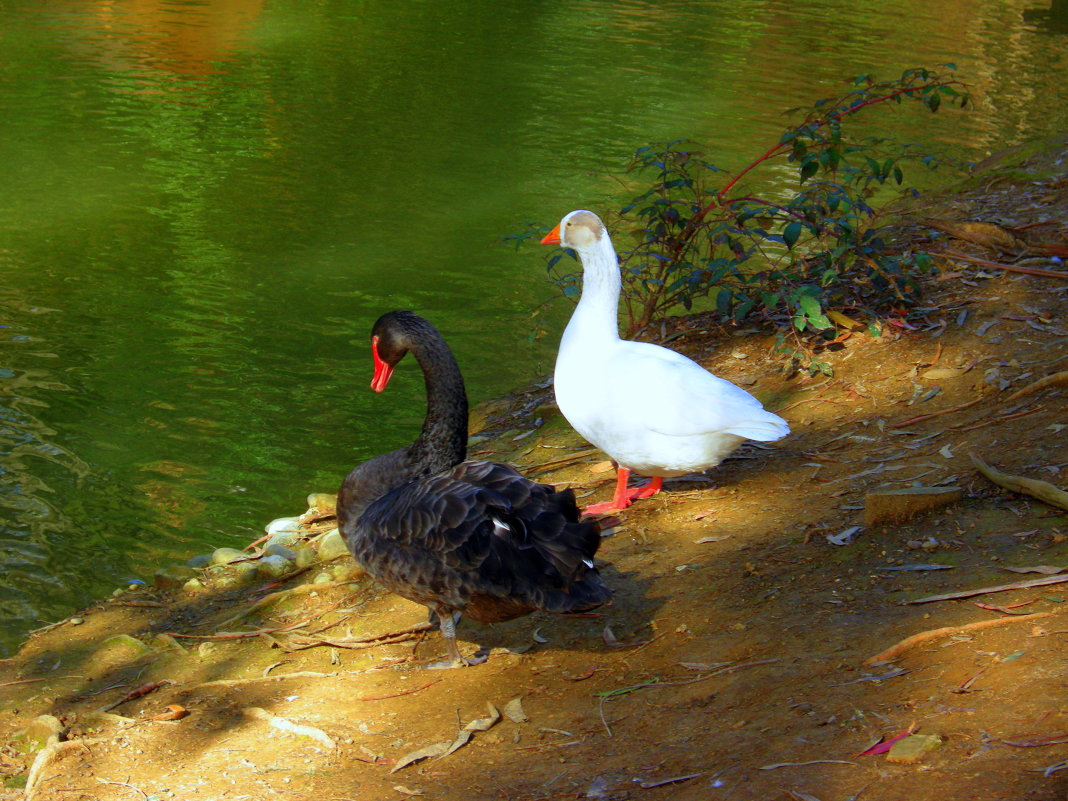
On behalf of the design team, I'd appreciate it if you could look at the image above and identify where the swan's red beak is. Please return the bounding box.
[371,336,393,393]
[540,224,561,245]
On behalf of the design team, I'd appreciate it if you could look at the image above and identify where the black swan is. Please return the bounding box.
[541,209,789,513]
[337,310,611,667]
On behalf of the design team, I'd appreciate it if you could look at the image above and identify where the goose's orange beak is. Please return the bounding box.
[371,336,393,393]
[540,224,561,245]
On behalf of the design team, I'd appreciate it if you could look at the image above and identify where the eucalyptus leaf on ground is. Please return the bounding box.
[503,698,528,723]
[464,702,500,732]
[1002,565,1067,575]
[390,742,450,773]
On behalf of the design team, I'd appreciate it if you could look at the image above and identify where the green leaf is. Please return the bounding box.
[783,221,802,249]
[800,159,819,182]
[716,288,732,318]
[798,293,821,318]
[798,294,833,330]
[734,297,756,321]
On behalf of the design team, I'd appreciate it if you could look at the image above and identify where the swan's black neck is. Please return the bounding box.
[404,322,468,477]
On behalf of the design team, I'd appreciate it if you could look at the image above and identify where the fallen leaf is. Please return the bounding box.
[887,734,942,764]
[833,667,909,686]
[565,665,600,682]
[390,742,450,773]
[827,310,863,330]
[1002,734,1068,747]
[243,707,336,749]
[827,526,861,546]
[856,725,917,756]
[879,563,954,572]
[589,460,614,474]
[464,702,500,732]
[146,704,189,721]
[392,786,425,797]
[503,697,528,723]
[695,535,730,544]
[585,775,610,799]
[603,625,620,646]
[440,730,472,758]
[638,773,702,789]
[759,760,855,770]
[1002,565,1067,575]
[679,661,731,672]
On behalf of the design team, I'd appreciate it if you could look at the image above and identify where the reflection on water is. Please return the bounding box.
[1,0,1067,653]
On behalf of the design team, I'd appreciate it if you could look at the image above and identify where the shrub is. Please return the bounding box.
[515,65,970,370]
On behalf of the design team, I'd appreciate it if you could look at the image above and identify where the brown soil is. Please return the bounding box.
[2,135,1068,801]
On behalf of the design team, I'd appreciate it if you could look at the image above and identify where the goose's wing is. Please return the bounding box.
[610,341,789,441]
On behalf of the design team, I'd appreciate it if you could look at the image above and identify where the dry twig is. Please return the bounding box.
[943,249,1068,278]
[888,398,982,429]
[864,613,1051,664]
[1005,370,1068,402]
[972,453,1068,511]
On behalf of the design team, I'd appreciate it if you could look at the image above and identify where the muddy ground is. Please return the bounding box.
[2,135,1067,801]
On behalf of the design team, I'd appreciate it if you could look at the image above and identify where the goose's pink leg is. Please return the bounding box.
[585,468,664,514]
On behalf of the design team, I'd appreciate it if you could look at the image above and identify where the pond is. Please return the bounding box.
[2,0,1066,653]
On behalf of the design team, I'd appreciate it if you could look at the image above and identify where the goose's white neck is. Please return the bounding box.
[562,234,622,349]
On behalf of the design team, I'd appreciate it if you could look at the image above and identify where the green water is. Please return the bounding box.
[1,0,1066,653]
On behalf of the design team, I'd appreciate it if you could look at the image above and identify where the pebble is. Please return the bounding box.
[264,543,297,561]
[208,562,258,590]
[331,562,364,582]
[265,529,302,549]
[265,516,302,537]
[183,578,207,595]
[186,553,212,569]
[293,546,317,569]
[306,492,337,512]
[315,529,349,562]
[256,554,295,579]
[210,547,247,566]
[154,564,198,590]
[102,634,152,656]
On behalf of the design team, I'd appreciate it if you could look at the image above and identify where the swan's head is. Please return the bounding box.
[369,310,425,392]
[540,210,607,253]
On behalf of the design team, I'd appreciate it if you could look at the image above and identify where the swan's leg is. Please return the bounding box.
[425,609,486,669]
[585,468,663,514]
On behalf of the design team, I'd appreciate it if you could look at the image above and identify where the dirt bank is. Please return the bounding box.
[2,134,1067,801]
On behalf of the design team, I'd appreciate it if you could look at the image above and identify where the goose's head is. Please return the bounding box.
[370,310,423,392]
[540,210,608,253]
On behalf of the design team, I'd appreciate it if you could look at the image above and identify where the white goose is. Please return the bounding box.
[540,209,789,514]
